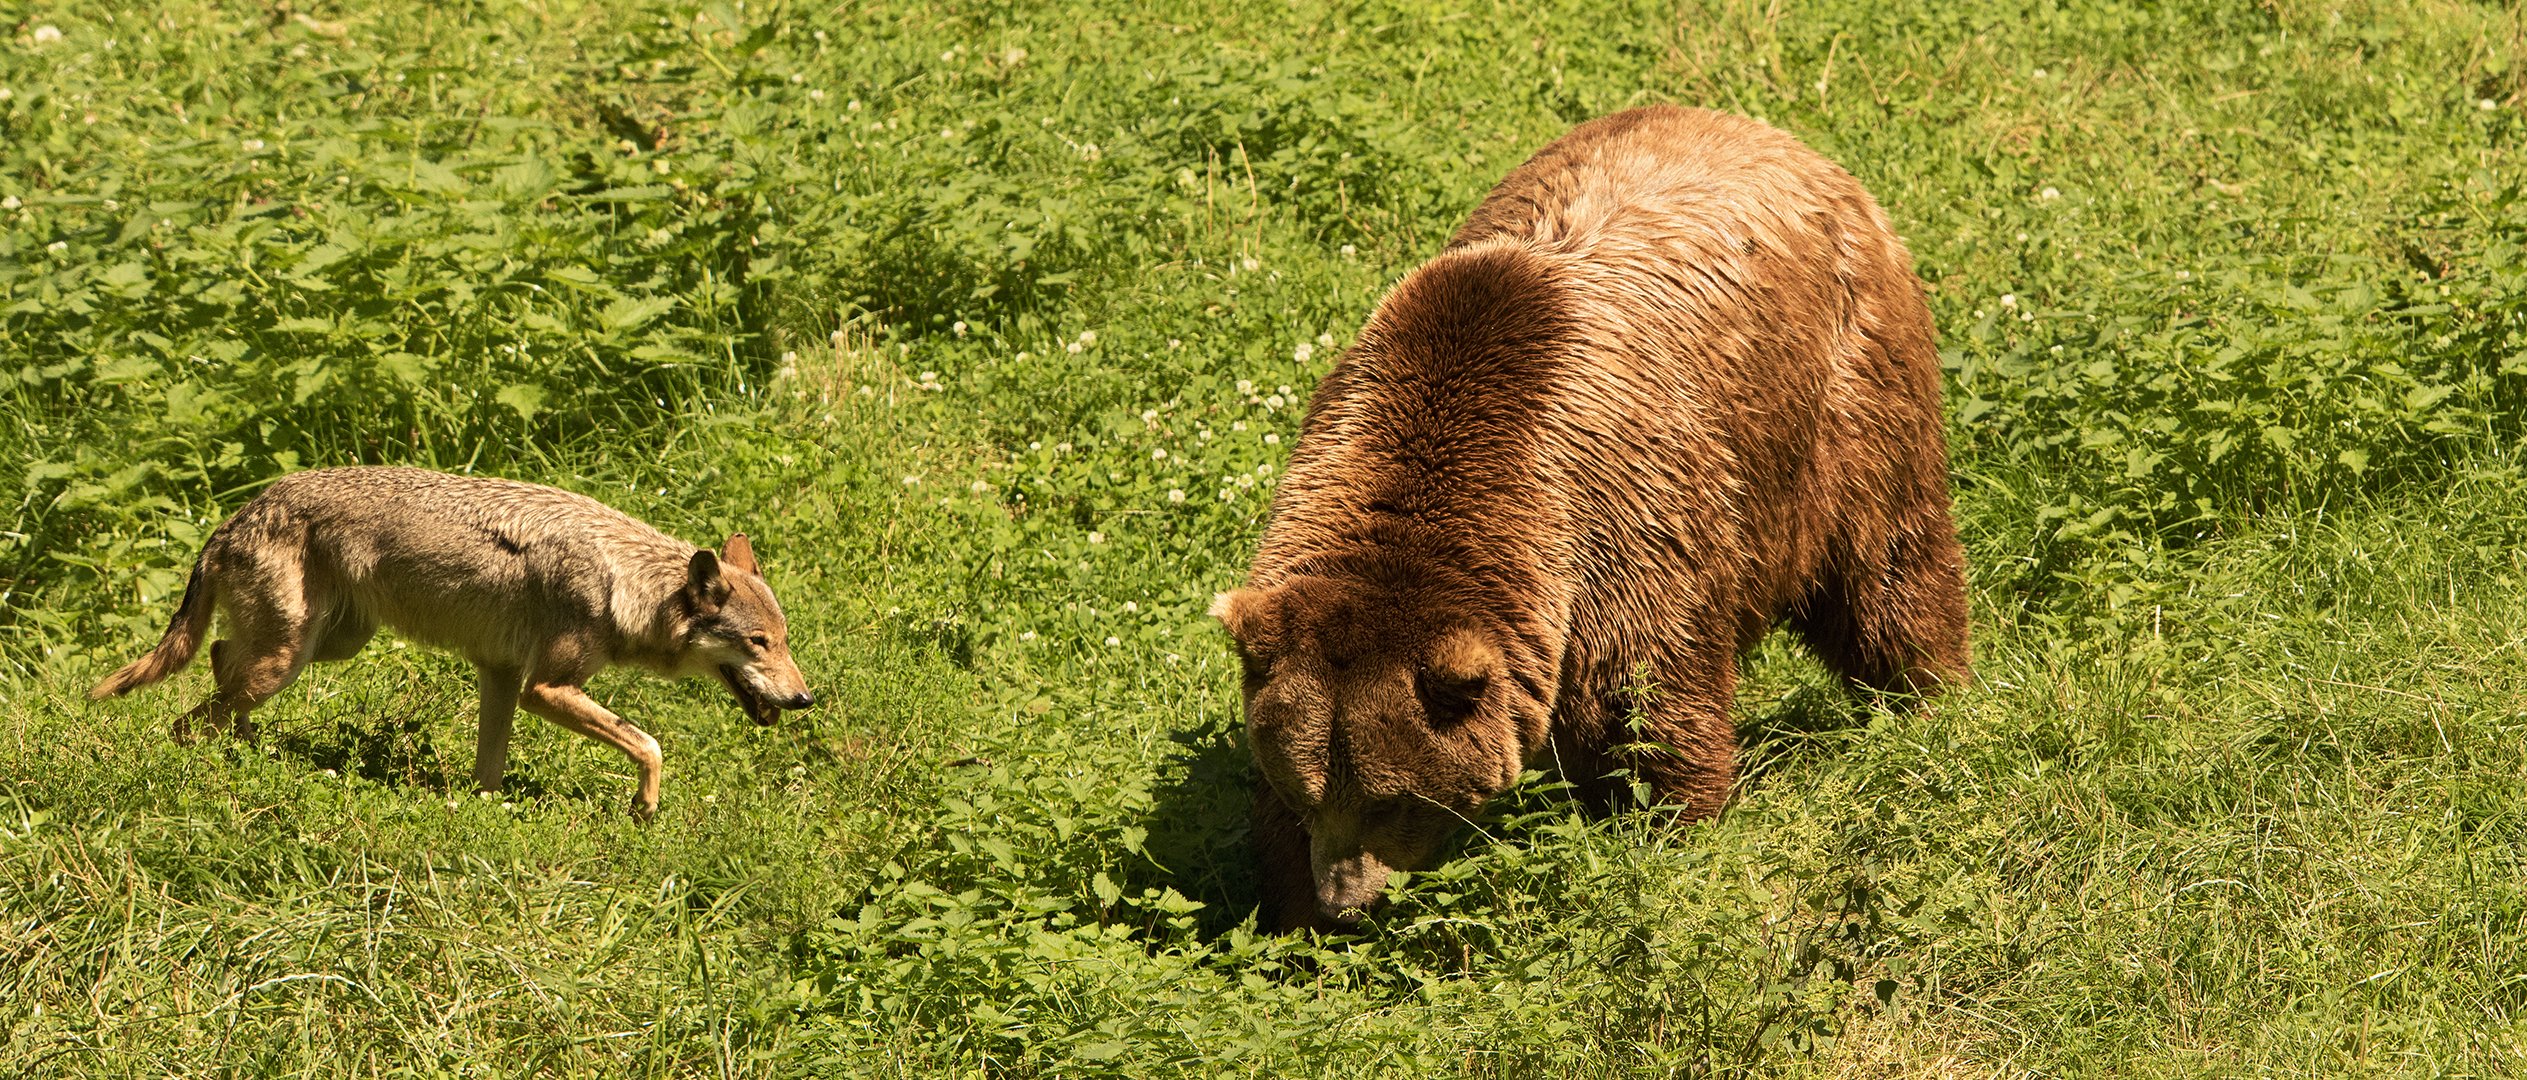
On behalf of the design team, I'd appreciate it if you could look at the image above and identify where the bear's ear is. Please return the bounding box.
[1418,628,1500,725]
[1208,587,1275,645]
[1211,587,1283,685]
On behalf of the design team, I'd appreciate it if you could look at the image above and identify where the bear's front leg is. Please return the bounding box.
[1252,783,1342,933]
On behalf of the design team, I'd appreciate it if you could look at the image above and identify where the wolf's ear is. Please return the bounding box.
[1208,587,1275,645]
[722,533,760,576]
[686,549,733,612]
[1417,628,1499,725]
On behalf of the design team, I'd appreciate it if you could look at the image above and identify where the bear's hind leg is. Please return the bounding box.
[1792,515,1970,698]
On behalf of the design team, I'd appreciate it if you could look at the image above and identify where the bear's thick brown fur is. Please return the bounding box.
[1213,106,1970,932]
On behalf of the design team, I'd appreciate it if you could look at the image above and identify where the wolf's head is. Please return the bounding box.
[677,534,814,725]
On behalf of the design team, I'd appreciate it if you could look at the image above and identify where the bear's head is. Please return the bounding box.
[1213,574,1545,926]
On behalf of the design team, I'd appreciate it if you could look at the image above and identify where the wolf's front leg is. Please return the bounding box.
[473,664,523,794]
[519,683,664,819]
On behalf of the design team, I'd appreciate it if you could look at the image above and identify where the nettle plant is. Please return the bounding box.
[1942,182,2527,616]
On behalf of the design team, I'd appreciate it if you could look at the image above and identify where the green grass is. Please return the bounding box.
[5,0,2526,1074]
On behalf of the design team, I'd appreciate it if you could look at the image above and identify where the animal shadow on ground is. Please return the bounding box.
[1733,681,1877,793]
[1137,680,1880,939]
[1134,710,1267,940]
[269,709,520,797]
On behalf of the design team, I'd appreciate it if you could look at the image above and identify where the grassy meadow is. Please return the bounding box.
[5,0,2527,1074]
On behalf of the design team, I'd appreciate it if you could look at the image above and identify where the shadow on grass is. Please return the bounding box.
[270,710,496,796]
[1134,712,1265,940]
[1734,682,1875,792]
[1137,680,1879,942]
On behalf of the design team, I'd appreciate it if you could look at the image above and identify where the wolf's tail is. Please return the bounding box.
[89,559,213,699]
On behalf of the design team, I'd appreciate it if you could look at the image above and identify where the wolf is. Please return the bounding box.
[88,466,815,819]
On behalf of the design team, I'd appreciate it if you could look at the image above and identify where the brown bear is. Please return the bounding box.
[1211,105,1970,932]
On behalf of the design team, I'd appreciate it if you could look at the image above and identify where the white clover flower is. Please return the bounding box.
[2482,99,2500,111]
[1029,441,1041,450]
[0,196,17,210]
[1237,474,1256,489]
[1317,332,1335,348]
[1257,463,1274,475]
[1241,256,1260,272]
[1198,429,1213,441]
[1999,294,2017,308]
[1277,384,1292,396]
[1152,448,1167,460]
[1168,488,1186,503]
[1065,341,1083,354]
[1219,488,1235,501]
[2040,187,2060,200]
[242,138,266,152]
[1056,442,1073,453]
[1079,330,1096,344]
[941,50,956,62]
[902,475,921,485]
[1080,143,1102,162]
[1123,601,1139,613]
[1339,244,1356,258]
[45,241,66,254]
[1265,394,1286,409]
[0,88,13,101]
[2016,231,2029,242]
[919,370,939,382]
[1235,379,1254,394]
[31,25,63,44]
[1020,630,1037,642]
[970,479,990,493]
[1167,338,1182,349]
[1087,531,1105,544]
[1105,636,1121,647]
[809,88,826,101]
[1232,421,1248,432]
[1141,408,1158,422]
[1294,342,1314,363]
[2175,270,2191,280]
[1004,47,1028,66]
[847,99,862,111]
[1264,433,1280,445]
[2032,67,2047,79]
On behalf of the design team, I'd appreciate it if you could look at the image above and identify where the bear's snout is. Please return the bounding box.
[1312,844,1392,924]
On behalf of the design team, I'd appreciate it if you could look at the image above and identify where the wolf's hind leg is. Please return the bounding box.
[473,665,522,794]
[194,636,308,746]
[175,640,236,744]
[308,611,377,663]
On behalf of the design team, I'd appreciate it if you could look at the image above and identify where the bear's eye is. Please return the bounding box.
[747,633,771,650]
[1416,669,1487,725]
